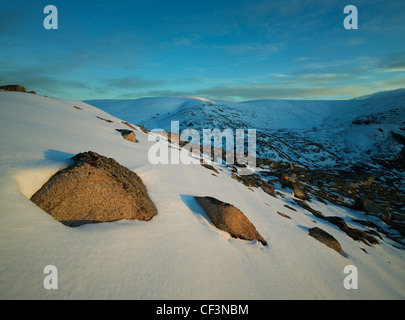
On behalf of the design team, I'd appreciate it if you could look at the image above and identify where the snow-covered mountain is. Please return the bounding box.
[0,90,404,300]
[87,89,405,189]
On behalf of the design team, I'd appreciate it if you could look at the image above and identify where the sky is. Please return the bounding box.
[1,0,405,101]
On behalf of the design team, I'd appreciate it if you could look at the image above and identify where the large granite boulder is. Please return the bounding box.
[31,151,157,226]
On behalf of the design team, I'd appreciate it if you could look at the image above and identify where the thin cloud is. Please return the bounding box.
[192,82,395,101]
[100,77,164,89]
[214,43,281,58]
[380,52,405,72]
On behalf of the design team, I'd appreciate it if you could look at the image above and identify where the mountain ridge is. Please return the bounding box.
[86,88,405,190]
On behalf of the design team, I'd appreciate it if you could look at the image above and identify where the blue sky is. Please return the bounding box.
[1,0,405,101]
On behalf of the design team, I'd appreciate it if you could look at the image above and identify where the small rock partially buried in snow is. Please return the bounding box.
[308,227,342,255]
[30,151,156,227]
[116,129,137,143]
[195,196,267,246]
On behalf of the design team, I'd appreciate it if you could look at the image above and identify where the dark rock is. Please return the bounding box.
[297,201,379,245]
[201,162,219,173]
[309,227,342,255]
[122,121,137,130]
[295,200,324,219]
[354,197,391,221]
[341,167,374,185]
[277,212,291,219]
[283,204,297,212]
[260,181,276,197]
[195,196,267,246]
[324,216,379,245]
[0,85,27,92]
[96,116,113,123]
[391,131,405,146]
[30,151,157,226]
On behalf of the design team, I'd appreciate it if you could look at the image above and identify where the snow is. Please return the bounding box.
[86,90,405,176]
[1,91,405,299]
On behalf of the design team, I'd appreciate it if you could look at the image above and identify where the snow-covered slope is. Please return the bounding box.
[87,90,405,189]
[1,91,405,299]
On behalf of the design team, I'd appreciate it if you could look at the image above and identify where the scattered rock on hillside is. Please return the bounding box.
[277,211,291,219]
[136,125,149,133]
[30,151,157,227]
[341,168,374,186]
[201,162,219,173]
[260,182,276,197]
[354,197,391,221]
[309,227,343,255]
[122,121,137,130]
[296,200,379,245]
[324,216,379,245]
[195,196,267,246]
[97,116,113,123]
[116,129,137,143]
[293,184,309,200]
[249,157,404,246]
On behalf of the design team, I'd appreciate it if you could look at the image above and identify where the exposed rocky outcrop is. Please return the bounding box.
[0,84,27,92]
[195,196,267,246]
[0,84,36,94]
[30,151,157,226]
[230,157,404,247]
